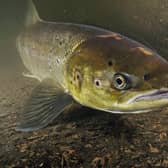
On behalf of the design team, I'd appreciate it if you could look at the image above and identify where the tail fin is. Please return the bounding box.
[25,0,41,27]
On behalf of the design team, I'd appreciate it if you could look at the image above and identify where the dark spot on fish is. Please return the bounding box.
[94,79,101,87]
[76,71,82,82]
[72,68,83,89]
[56,59,60,64]
[73,75,76,80]
[76,74,80,80]
[143,73,150,81]
[74,70,83,89]
[69,35,73,40]
[59,41,63,46]
[108,61,113,66]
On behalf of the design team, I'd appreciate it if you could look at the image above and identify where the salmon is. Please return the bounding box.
[16,0,168,132]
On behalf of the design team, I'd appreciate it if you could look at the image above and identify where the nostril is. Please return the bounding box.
[108,60,113,66]
[143,73,150,81]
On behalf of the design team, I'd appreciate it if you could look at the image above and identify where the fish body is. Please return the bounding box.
[16,0,168,132]
[17,21,111,86]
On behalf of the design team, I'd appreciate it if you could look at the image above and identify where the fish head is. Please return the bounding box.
[65,33,168,113]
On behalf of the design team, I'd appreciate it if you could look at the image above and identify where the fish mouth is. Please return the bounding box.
[100,89,168,114]
[127,88,168,104]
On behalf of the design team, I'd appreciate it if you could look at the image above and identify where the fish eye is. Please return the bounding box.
[113,73,130,90]
[94,79,102,88]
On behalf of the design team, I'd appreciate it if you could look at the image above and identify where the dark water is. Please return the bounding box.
[1,0,168,72]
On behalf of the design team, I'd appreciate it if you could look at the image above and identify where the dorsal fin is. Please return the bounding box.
[25,0,41,27]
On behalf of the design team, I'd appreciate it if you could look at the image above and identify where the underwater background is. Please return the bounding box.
[1,0,168,167]
[1,0,168,74]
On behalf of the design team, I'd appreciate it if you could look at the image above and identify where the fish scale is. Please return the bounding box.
[17,21,110,85]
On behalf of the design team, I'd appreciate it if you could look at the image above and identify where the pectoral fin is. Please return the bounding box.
[16,79,73,132]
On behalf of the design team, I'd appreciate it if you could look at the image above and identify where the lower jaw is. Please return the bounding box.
[104,107,162,114]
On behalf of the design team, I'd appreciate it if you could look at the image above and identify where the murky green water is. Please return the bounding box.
[1,0,168,72]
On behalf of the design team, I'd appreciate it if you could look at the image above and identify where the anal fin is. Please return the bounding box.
[16,79,73,132]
